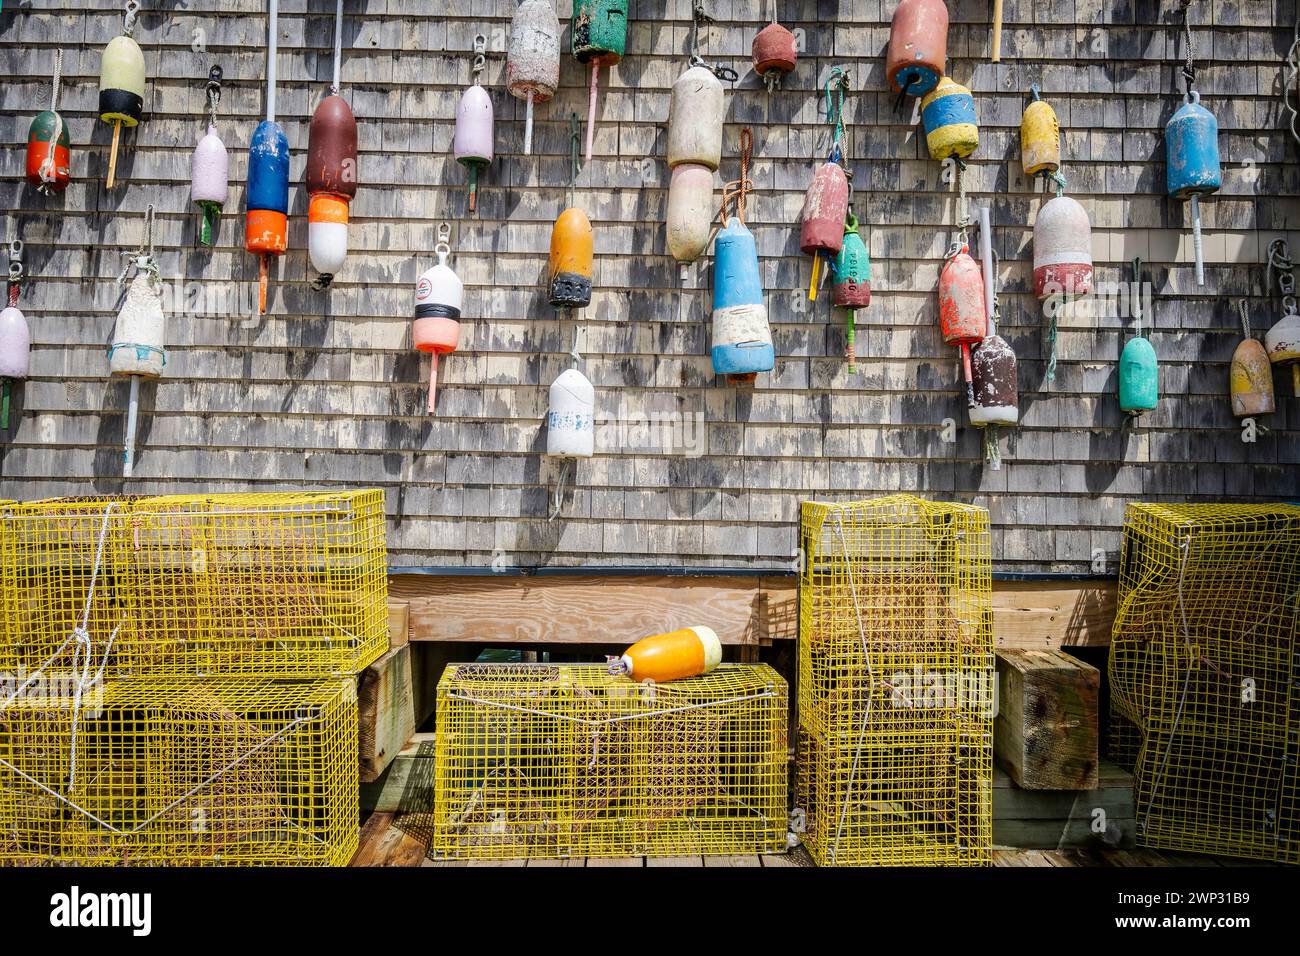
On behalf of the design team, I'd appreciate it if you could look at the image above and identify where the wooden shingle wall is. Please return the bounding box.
[0,0,1297,571]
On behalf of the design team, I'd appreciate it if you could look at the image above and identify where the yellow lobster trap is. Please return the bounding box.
[0,677,358,866]
[429,663,788,860]
[0,490,388,678]
[796,495,994,866]
[1109,502,1300,864]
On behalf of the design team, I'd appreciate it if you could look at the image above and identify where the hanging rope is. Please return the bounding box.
[205,65,222,128]
[689,0,738,80]
[331,0,344,94]
[568,112,581,209]
[118,203,159,286]
[34,50,66,194]
[1238,299,1253,340]
[718,127,754,224]
[1180,0,1196,96]
[1284,10,1300,152]
[1131,256,1144,338]
[824,66,850,153]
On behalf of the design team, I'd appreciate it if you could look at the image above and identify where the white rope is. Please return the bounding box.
[444,688,776,727]
[829,509,873,864]
[548,458,572,521]
[331,0,344,93]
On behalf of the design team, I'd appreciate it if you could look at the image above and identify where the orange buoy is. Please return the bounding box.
[608,625,722,683]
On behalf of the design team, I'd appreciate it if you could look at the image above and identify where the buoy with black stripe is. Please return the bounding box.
[920,76,978,161]
[307,0,358,289]
[99,1,146,190]
[190,66,228,246]
[832,211,870,373]
[609,626,722,683]
[507,0,560,155]
[455,34,494,214]
[26,50,69,195]
[109,206,165,479]
[573,0,628,163]
[550,115,594,309]
[246,0,289,316]
[413,223,462,414]
[1,241,30,433]
[887,0,947,100]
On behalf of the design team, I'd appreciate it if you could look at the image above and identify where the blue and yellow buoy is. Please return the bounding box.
[921,76,978,162]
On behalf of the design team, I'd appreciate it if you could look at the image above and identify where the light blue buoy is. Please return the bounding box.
[711,217,774,380]
[1165,91,1220,286]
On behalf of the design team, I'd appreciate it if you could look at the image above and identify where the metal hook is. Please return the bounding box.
[472,33,487,77]
[8,239,23,285]
[206,65,223,124]
[123,0,141,36]
[436,221,452,257]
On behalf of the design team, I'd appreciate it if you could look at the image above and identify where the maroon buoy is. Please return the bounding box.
[752,21,797,92]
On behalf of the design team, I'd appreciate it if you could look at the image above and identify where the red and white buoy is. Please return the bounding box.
[413,223,462,414]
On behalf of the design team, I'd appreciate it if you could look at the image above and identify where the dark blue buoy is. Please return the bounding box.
[711,217,774,380]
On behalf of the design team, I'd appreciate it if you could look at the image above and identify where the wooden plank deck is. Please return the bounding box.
[351,812,1248,867]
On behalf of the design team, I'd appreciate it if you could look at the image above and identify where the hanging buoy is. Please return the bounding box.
[668,66,724,171]
[1034,184,1092,383]
[99,1,146,190]
[800,161,848,302]
[549,207,594,308]
[456,34,494,214]
[939,243,987,408]
[26,50,69,196]
[1020,85,1060,178]
[109,206,164,478]
[1119,258,1157,417]
[414,224,462,414]
[307,1,358,289]
[712,217,774,381]
[190,66,228,247]
[666,164,713,264]
[246,0,289,316]
[507,0,560,156]
[969,207,1017,470]
[832,211,871,373]
[1230,300,1275,419]
[752,2,797,93]
[608,625,721,683]
[1166,7,1218,288]
[1,241,30,433]
[887,0,947,98]
[573,0,628,163]
[921,76,978,161]
[547,367,595,459]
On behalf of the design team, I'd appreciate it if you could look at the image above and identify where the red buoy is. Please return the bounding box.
[938,245,987,406]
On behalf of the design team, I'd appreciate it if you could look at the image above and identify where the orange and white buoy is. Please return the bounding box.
[608,625,722,683]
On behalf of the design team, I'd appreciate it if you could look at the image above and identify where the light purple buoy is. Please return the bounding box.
[454,79,494,213]
[191,124,229,245]
[0,304,30,430]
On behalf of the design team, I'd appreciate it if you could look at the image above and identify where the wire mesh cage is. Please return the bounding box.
[0,677,358,866]
[1108,502,1300,864]
[428,663,788,861]
[797,495,994,866]
[0,490,389,678]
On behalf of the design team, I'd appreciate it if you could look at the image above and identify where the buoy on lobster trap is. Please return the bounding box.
[969,206,1017,470]
[109,205,165,479]
[246,0,289,315]
[1231,299,1275,419]
[752,2,797,92]
[832,211,871,373]
[1033,181,1092,383]
[608,625,722,683]
[26,50,70,195]
[573,0,628,163]
[413,223,462,414]
[1119,257,1157,417]
[507,0,560,155]
[306,0,358,289]
[190,66,228,247]
[99,1,146,190]
[455,34,494,214]
[1020,85,1060,179]
[1,241,31,432]
[921,76,978,162]
[887,0,947,101]
[939,240,987,409]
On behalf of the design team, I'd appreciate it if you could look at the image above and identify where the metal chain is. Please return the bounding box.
[7,239,22,308]
[472,33,486,81]
[689,1,738,80]
[1285,12,1300,151]
[206,65,222,127]
[1268,237,1297,314]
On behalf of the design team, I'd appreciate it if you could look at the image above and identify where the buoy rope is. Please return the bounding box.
[1284,11,1300,152]
[767,0,777,24]
[1131,256,1144,338]
[688,0,737,80]
[117,203,159,285]
[49,47,62,112]
[331,0,344,94]
[205,65,222,128]
[1179,0,1196,96]
[568,111,581,207]
[824,66,850,151]
[35,51,66,194]
[718,127,753,225]
[1238,299,1253,340]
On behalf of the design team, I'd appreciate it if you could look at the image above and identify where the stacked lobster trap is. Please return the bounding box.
[796,495,995,866]
[1109,503,1300,864]
[428,663,788,860]
[0,490,388,865]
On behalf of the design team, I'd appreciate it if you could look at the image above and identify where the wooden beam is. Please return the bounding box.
[992,762,1134,850]
[994,648,1100,790]
[357,645,417,784]
[991,580,1116,649]
[388,600,410,649]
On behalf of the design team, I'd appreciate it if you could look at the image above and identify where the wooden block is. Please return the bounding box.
[992,580,1116,649]
[992,762,1134,850]
[359,732,437,812]
[388,600,410,649]
[995,648,1099,790]
[357,645,417,784]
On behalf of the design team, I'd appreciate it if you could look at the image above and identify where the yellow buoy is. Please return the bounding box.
[1020,84,1060,178]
